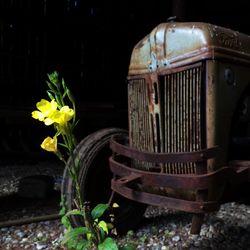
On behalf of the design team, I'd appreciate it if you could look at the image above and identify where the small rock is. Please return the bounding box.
[172,235,180,242]
[189,234,199,241]
[194,240,201,247]
[16,231,25,238]
[36,242,48,250]
[5,237,12,243]
[209,225,216,234]
[200,227,207,236]
[21,238,28,243]
[37,232,43,239]
[1,227,9,232]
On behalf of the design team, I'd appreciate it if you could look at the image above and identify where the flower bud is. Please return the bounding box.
[41,136,57,152]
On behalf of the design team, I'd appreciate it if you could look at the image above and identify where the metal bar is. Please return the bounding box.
[0,213,60,228]
[111,179,219,214]
[110,137,218,163]
[109,157,250,190]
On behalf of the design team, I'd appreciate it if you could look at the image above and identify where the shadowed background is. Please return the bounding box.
[0,0,249,162]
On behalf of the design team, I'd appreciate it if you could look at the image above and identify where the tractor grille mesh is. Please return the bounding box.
[128,64,203,174]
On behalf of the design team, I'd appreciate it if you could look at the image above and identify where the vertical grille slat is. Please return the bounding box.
[128,64,203,174]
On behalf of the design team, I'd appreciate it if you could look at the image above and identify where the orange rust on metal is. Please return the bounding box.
[112,20,250,234]
[111,179,219,214]
[128,22,250,75]
[110,135,218,163]
[110,157,250,190]
[110,151,250,216]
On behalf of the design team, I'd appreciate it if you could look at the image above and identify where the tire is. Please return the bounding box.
[61,128,147,234]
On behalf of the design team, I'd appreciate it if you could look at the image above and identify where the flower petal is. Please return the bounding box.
[50,99,58,111]
[31,111,45,121]
[44,117,54,126]
[49,106,74,126]
[60,106,74,122]
[41,136,57,152]
[36,99,58,117]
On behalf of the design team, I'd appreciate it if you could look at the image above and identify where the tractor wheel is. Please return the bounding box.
[61,128,147,234]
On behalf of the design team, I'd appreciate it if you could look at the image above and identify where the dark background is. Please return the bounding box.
[0,0,250,161]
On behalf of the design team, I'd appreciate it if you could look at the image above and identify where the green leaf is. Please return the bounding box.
[62,78,67,90]
[65,209,84,217]
[68,227,90,237]
[76,239,92,250]
[91,203,109,220]
[66,88,75,104]
[98,220,109,234]
[47,90,55,100]
[59,196,66,214]
[58,142,68,149]
[99,228,106,242]
[72,119,79,130]
[62,227,90,245]
[59,206,66,216]
[55,94,62,108]
[97,237,118,250]
[61,215,71,229]
[63,89,67,98]
[47,71,59,86]
[46,81,57,92]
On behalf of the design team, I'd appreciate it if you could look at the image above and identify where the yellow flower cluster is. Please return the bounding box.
[32,99,74,152]
[32,99,74,126]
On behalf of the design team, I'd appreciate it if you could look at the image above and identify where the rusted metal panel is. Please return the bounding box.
[205,60,250,171]
[109,135,250,213]
[110,20,250,233]
[128,22,250,75]
[128,63,205,174]
[110,21,250,234]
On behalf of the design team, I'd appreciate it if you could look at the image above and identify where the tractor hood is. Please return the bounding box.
[128,22,250,75]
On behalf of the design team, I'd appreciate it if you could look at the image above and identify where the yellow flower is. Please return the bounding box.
[50,106,74,126]
[32,99,58,123]
[37,99,57,116]
[60,106,74,122]
[41,136,57,152]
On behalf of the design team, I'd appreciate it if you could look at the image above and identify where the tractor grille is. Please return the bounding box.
[128,63,204,174]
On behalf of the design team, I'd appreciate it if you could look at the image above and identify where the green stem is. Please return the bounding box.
[47,72,104,246]
[68,151,100,245]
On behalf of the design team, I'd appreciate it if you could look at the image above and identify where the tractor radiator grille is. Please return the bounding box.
[128,63,203,174]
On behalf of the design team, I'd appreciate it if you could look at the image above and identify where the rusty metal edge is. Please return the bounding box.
[111,179,219,214]
[110,158,250,190]
[110,136,218,163]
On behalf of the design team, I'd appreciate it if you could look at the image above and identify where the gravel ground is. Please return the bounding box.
[1,165,250,249]
[1,202,250,249]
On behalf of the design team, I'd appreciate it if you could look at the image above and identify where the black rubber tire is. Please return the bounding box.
[61,128,147,234]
